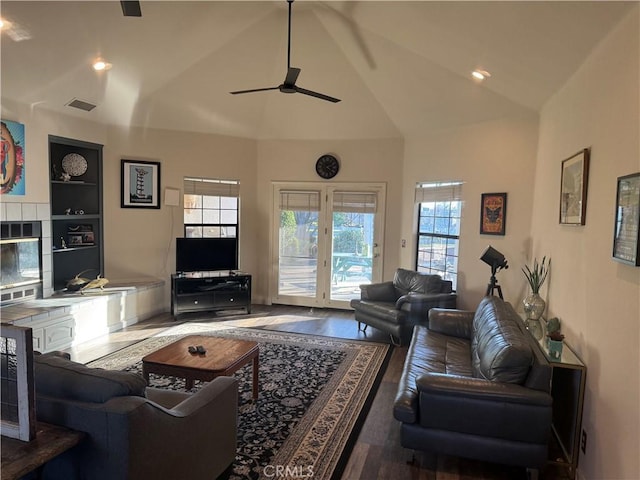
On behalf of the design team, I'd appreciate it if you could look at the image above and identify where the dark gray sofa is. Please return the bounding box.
[350,268,457,345]
[393,296,552,478]
[33,352,238,480]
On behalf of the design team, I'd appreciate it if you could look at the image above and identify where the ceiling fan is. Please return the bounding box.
[230,0,341,103]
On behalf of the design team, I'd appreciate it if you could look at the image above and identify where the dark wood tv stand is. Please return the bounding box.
[171,271,251,317]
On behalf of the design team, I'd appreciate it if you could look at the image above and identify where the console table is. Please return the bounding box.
[1,422,84,480]
[171,271,252,317]
[521,316,587,480]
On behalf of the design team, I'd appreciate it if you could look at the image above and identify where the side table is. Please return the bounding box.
[520,315,587,480]
[1,422,85,480]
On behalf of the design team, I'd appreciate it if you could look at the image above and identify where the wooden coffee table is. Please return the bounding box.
[142,335,259,399]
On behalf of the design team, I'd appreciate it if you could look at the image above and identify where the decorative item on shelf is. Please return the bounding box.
[61,172,71,182]
[67,225,94,245]
[522,256,550,338]
[547,330,565,360]
[80,274,109,294]
[65,269,95,291]
[60,236,67,249]
[61,153,88,177]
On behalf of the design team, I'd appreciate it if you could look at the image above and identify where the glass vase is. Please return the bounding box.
[523,293,546,321]
[523,293,546,340]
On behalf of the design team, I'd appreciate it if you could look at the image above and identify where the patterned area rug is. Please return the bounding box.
[88,322,391,480]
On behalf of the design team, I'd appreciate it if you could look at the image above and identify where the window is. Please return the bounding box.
[183,177,239,238]
[415,181,463,289]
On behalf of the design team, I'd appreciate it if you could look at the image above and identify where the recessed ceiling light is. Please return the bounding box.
[92,59,112,71]
[472,69,491,81]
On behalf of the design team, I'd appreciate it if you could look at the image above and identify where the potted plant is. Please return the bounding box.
[547,330,564,360]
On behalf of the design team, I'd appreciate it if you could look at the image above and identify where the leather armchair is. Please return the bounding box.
[350,268,457,345]
[33,353,238,480]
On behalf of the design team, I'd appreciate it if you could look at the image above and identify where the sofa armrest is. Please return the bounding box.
[145,376,238,418]
[416,372,552,443]
[428,308,474,339]
[396,292,457,310]
[360,281,397,302]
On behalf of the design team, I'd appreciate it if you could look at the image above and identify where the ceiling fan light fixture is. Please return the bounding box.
[472,69,491,81]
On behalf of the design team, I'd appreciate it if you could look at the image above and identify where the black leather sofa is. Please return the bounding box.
[350,268,457,345]
[393,296,552,479]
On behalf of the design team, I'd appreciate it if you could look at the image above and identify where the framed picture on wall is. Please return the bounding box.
[480,192,507,235]
[121,159,161,209]
[612,172,640,266]
[559,148,590,225]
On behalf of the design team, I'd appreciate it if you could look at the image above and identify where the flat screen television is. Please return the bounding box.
[175,237,238,273]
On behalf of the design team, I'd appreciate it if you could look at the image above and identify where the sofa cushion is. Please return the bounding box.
[393,268,443,296]
[394,325,472,424]
[34,353,147,403]
[471,297,533,384]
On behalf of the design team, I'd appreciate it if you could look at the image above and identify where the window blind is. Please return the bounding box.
[332,191,377,213]
[279,190,321,211]
[184,178,240,197]
[415,181,463,203]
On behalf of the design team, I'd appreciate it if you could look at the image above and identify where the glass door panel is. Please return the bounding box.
[330,212,374,302]
[277,209,319,299]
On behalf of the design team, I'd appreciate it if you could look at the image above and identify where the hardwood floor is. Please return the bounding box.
[63,304,570,480]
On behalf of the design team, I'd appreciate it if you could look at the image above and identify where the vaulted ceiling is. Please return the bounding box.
[1,1,634,139]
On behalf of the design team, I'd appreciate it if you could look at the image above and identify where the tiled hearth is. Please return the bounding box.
[1,201,53,298]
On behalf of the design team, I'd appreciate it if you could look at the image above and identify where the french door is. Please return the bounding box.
[271,182,385,309]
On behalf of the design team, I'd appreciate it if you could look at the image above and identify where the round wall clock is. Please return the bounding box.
[315,154,340,179]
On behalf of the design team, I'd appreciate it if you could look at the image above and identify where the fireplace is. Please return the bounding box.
[0,221,42,304]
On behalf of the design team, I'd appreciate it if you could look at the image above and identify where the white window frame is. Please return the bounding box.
[183,177,239,238]
[415,181,463,290]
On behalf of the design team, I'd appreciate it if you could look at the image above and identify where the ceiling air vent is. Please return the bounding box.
[65,98,97,112]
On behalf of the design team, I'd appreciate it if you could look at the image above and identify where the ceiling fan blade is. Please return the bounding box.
[121,1,142,17]
[295,87,341,103]
[230,86,280,95]
[284,67,301,86]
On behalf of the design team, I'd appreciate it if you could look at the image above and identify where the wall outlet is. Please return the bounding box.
[581,430,587,454]
[401,239,406,248]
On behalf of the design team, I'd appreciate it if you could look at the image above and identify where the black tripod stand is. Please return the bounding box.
[486,264,504,299]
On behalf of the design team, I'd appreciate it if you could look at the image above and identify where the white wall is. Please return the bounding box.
[533,8,639,479]
[402,114,540,310]
[104,125,257,304]
[0,100,107,297]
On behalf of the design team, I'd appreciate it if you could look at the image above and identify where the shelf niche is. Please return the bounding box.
[49,135,104,291]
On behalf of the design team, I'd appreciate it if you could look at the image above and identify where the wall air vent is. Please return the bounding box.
[65,98,97,112]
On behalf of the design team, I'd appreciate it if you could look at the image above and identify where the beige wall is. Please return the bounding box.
[103,126,257,303]
[532,8,639,480]
[254,138,404,302]
[1,99,107,206]
[402,114,540,310]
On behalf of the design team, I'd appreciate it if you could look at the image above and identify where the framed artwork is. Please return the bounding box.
[560,148,590,225]
[613,172,640,266]
[0,119,26,195]
[121,159,161,209]
[480,192,507,235]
